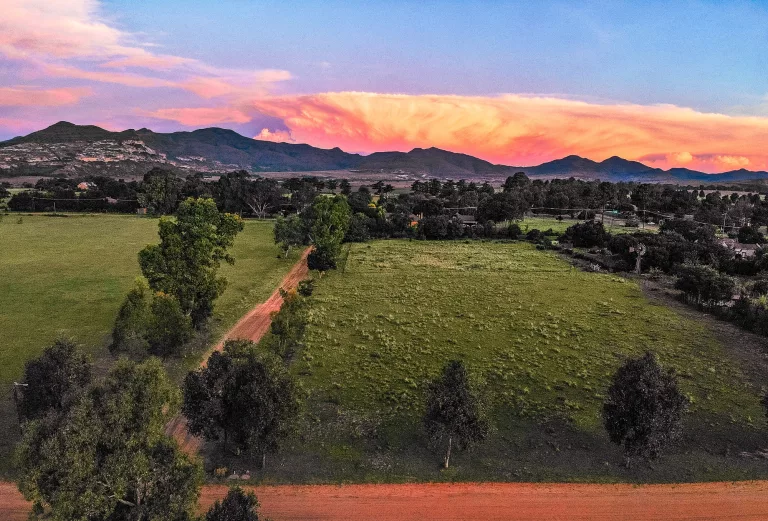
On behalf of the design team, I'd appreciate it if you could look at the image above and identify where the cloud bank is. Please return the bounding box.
[244,92,768,173]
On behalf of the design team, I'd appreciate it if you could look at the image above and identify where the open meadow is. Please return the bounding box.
[0,213,297,476]
[208,240,768,483]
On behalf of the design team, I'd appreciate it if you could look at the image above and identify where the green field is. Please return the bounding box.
[0,213,297,474]
[517,216,650,235]
[219,240,767,483]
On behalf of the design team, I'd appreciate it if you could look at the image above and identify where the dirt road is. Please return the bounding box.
[167,248,310,454]
[4,481,768,520]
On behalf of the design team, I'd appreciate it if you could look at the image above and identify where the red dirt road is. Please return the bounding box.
[4,481,768,520]
[167,248,310,454]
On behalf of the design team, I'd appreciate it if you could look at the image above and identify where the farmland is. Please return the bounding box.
[214,240,768,483]
[0,213,298,475]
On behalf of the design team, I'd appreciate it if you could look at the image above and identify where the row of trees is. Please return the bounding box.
[13,340,264,520]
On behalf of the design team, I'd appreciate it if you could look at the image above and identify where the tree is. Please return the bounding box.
[273,214,305,257]
[146,292,194,359]
[16,339,91,423]
[603,352,688,466]
[268,289,309,361]
[424,360,488,468]
[182,341,300,466]
[138,168,182,215]
[247,178,282,218]
[205,487,260,521]
[339,179,352,195]
[738,225,764,244]
[306,195,351,271]
[111,278,153,356]
[674,264,736,305]
[139,197,244,327]
[561,221,609,248]
[16,358,201,521]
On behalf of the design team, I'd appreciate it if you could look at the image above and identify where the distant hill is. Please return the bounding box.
[2,121,767,184]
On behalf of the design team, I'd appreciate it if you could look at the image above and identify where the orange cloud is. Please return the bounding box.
[250,92,768,172]
[0,86,91,106]
[254,128,295,143]
[146,107,251,126]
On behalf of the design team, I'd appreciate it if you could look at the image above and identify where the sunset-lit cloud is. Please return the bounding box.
[247,92,768,172]
[0,86,91,106]
[254,128,295,143]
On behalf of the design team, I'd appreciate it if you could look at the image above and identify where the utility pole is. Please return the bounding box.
[12,382,28,433]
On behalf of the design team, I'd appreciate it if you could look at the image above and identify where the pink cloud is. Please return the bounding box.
[249,92,768,173]
[254,128,295,143]
[101,54,195,71]
[0,0,291,100]
[146,106,251,126]
[0,86,91,106]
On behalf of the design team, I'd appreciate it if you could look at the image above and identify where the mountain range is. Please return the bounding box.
[1,121,766,184]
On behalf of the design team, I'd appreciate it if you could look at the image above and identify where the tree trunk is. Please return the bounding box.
[262,453,267,470]
[444,436,452,469]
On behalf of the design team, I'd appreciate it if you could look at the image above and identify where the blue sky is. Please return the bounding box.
[1,0,767,171]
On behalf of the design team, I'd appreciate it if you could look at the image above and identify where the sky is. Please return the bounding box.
[0,0,767,172]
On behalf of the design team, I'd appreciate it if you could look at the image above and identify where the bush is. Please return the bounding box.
[507,223,522,238]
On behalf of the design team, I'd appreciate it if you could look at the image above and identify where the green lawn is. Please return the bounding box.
[0,213,295,475]
[214,240,767,483]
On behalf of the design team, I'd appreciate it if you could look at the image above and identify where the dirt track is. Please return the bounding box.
[4,481,768,520]
[167,247,311,454]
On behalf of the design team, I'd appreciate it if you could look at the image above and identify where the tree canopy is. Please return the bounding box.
[424,360,488,468]
[182,341,300,464]
[139,197,244,327]
[16,338,91,423]
[603,352,688,464]
[16,358,201,521]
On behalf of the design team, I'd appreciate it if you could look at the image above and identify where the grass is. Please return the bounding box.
[0,213,297,476]
[517,216,650,235]
[210,240,767,483]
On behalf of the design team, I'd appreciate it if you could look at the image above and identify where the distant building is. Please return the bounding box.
[718,238,762,258]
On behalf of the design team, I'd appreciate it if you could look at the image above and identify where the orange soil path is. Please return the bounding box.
[3,481,768,520]
[167,247,310,454]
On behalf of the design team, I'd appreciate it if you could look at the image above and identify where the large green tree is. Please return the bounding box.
[305,195,350,271]
[273,214,305,257]
[603,352,689,466]
[139,197,244,327]
[138,168,182,215]
[16,339,92,423]
[16,358,202,521]
[182,340,300,467]
[424,360,488,469]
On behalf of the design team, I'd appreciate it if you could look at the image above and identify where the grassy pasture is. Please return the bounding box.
[517,216,645,235]
[232,240,767,483]
[0,213,296,475]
